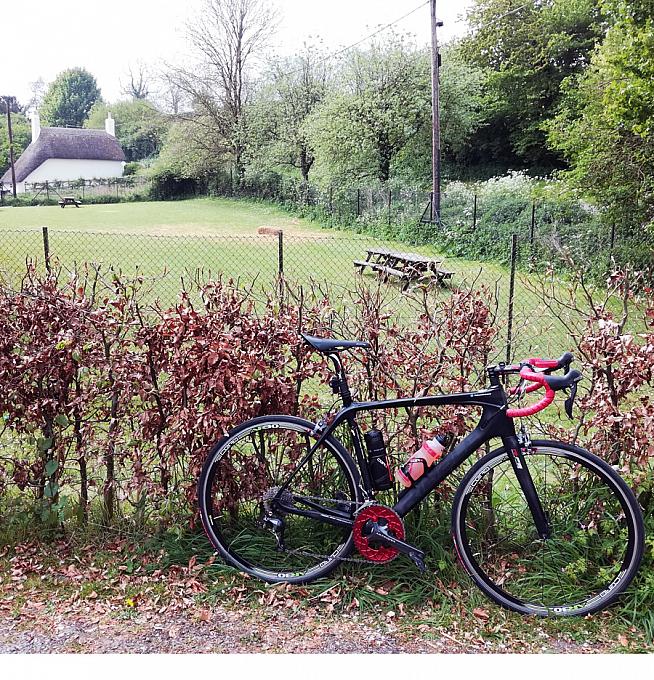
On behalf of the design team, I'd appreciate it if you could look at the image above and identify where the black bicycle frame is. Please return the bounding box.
[277,362,551,539]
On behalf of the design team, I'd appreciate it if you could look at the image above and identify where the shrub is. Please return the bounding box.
[123,162,143,176]
[0,266,499,529]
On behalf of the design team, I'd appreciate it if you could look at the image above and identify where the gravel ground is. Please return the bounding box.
[0,605,620,654]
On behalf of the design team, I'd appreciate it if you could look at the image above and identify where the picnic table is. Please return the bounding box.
[354,247,453,290]
[58,196,82,208]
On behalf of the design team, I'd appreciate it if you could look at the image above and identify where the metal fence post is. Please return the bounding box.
[42,226,51,272]
[472,193,478,232]
[608,221,616,272]
[277,230,284,277]
[356,188,361,217]
[506,234,518,364]
[387,188,392,226]
[610,221,616,252]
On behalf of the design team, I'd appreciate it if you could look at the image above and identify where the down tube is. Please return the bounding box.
[393,425,489,517]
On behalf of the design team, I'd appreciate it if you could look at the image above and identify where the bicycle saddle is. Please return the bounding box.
[300,333,371,353]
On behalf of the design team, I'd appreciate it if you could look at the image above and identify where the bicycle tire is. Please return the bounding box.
[198,415,362,584]
[451,440,644,616]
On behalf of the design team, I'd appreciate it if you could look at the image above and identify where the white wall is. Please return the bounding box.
[22,159,124,187]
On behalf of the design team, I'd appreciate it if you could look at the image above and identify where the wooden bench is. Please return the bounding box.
[354,259,411,288]
[58,196,82,208]
[354,248,454,290]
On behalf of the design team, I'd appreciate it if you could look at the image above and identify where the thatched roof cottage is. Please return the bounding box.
[1,112,125,193]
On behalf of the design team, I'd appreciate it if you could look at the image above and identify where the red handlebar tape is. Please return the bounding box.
[506,366,556,418]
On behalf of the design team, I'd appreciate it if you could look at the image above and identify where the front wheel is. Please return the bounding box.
[451,440,644,616]
[198,415,362,584]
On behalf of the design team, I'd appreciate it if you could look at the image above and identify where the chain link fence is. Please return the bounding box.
[0,224,573,362]
[155,174,639,279]
[0,177,152,205]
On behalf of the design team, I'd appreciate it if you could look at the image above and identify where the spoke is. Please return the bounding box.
[204,422,354,578]
[461,450,631,612]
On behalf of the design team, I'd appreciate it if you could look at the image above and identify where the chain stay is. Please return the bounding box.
[282,494,384,564]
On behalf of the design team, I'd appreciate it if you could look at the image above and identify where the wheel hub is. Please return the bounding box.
[262,486,294,514]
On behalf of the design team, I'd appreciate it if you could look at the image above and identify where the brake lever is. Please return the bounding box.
[564,381,578,419]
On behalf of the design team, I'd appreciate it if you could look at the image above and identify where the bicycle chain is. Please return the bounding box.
[281,494,392,564]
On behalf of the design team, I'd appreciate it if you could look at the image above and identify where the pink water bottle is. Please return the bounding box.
[395,433,450,488]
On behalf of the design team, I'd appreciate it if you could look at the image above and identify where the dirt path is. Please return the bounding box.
[0,542,646,654]
[0,604,620,654]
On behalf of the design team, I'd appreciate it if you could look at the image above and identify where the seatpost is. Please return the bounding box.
[327,353,353,407]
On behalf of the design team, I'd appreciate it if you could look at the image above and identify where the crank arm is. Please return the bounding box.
[367,524,426,572]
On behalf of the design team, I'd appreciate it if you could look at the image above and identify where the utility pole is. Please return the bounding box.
[2,96,17,198]
[430,0,443,224]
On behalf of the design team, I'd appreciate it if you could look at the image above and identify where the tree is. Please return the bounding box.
[305,35,431,185]
[85,100,169,162]
[168,0,278,182]
[547,0,654,225]
[395,45,496,181]
[121,63,151,100]
[154,72,187,115]
[461,0,604,172]
[41,68,101,127]
[23,78,48,114]
[0,102,30,179]
[249,44,329,182]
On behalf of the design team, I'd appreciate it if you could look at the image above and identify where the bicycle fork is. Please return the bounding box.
[503,434,551,539]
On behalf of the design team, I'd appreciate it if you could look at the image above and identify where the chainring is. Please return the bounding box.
[352,504,405,563]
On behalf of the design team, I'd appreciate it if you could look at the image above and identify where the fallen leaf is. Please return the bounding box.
[473,608,490,621]
[197,609,211,623]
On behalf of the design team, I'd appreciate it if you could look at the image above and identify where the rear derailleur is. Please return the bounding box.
[258,487,294,552]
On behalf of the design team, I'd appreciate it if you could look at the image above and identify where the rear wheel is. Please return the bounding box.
[198,415,361,584]
[452,440,644,616]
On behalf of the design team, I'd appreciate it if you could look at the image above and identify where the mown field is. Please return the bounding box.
[0,197,565,359]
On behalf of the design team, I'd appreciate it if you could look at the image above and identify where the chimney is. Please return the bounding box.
[31,111,40,143]
[105,112,115,136]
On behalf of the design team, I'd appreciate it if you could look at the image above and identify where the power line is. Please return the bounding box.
[471,2,532,31]
[278,1,430,77]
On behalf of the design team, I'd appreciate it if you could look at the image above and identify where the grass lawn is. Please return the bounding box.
[0,197,573,358]
[0,197,326,236]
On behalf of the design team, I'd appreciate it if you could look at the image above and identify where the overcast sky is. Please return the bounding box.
[2,0,473,105]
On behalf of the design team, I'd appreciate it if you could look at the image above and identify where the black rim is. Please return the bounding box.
[455,446,640,615]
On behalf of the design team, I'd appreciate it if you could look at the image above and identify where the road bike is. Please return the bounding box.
[198,333,644,616]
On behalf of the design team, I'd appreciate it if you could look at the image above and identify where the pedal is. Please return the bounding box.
[408,550,426,573]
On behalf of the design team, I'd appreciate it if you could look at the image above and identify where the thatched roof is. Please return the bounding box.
[1,127,125,183]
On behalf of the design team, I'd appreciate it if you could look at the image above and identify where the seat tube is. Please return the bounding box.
[503,434,551,539]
